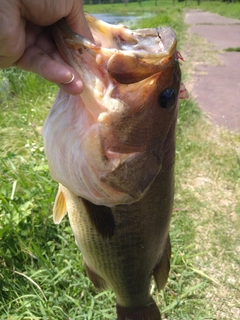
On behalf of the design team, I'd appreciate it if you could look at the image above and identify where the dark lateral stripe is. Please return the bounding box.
[82,198,115,239]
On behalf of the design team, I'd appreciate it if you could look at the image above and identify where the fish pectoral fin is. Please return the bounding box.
[153,236,171,290]
[53,185,67,224]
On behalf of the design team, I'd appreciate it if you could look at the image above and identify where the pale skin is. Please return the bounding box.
[0,0,93,95]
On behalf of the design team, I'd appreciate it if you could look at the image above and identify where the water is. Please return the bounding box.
[91,13,138,25]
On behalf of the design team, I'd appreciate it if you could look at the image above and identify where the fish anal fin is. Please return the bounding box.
[116,299,161,320]
[85,264,108,290]
[53,185,67,224]
[153,236,171,291]
[82,198,115,239]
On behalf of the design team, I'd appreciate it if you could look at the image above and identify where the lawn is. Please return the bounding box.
[0,1,239,319]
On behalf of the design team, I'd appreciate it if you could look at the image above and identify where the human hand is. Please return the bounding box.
[0,0,93,94]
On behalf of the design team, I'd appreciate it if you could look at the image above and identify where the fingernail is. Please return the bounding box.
[62,73,75,84]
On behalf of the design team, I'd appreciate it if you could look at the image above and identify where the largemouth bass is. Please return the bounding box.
[43,15,187,320]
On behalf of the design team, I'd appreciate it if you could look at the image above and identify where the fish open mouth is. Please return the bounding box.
[54,16,177,84]
[43,17,181,207]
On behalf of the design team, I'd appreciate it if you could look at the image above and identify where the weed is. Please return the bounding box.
[224,47,240,52]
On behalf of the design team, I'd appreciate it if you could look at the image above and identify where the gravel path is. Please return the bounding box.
[184,9,240,132]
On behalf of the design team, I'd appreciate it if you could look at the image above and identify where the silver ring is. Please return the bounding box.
[62,74,75,84]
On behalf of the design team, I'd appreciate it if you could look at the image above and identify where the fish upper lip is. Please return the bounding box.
[54,18,177,62]
[53,19,177,87]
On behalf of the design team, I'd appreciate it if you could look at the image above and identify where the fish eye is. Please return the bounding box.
[159,87,176,110]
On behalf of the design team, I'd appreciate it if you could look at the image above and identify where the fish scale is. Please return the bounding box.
[43,15,187,319]
[58,155,174,313]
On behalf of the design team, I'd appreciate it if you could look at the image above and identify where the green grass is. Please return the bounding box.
[84,0,182,14]
[224,47,240,52]
[187,1,240,20]
[1,2,240,320]
[84,0,240,21]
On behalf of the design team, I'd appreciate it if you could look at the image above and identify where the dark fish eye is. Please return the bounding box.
[159,87,176,110]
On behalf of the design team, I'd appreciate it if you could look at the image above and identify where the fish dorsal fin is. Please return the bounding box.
[179,82,189,100]
[53,185,67,224]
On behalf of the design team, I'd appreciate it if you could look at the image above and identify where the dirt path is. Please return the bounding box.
[179,10,240,320]
[184,9,240,132]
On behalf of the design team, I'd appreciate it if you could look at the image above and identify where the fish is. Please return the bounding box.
[42,15,187,320]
